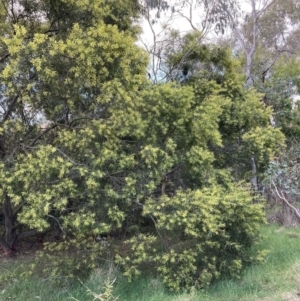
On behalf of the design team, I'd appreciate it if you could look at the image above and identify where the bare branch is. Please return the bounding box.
[176,0,200,32]
[0,53,10,63]
[226,9,247,52]
[30,124,58,147]
[133,200,169,251]
[271,180,300,219]
[257,0,277,18]
[56,147,85,166]
[47,214,70,241]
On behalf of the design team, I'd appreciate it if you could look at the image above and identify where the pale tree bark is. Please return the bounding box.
[224,0,277,85]
[271,180,300,225]
[221,0,278,190]
[250,156,258,191]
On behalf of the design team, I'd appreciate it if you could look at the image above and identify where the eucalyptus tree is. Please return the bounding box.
[224,0,300,222]
[146,0,300,189]
[139,0,241,82]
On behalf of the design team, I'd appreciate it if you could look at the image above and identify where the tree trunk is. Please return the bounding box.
[0,237,13,257]
[3,194,16,250]
[0,93,19,256]
[251,156,258,191]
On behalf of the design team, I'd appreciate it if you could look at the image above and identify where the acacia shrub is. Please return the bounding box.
[116,183,266,291]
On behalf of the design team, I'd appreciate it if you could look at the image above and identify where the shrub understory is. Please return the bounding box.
[1,224,300,301]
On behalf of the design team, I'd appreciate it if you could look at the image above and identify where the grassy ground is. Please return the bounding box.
[1,224,300,301]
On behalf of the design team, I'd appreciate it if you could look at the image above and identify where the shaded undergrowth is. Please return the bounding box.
[1,224,300,301]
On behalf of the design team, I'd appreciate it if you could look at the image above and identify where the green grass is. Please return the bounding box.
[1,224,300,301]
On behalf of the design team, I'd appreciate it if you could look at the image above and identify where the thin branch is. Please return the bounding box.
[271,180,300,219]
[250,0,258,56]
[30,124,58,147]
[69,117,93,127]
[257,0,277,18]
[176,0,199,32]
[13,199,27,220]
[0,53,10,63]
[56,147,85,166]
[47,214,70,240]
[145,7,158,82]
[227,10,247,52]
[133,200,169,251]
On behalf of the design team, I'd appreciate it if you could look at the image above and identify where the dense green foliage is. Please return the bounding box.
[117,184,266,290]
[0,0,286,291]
